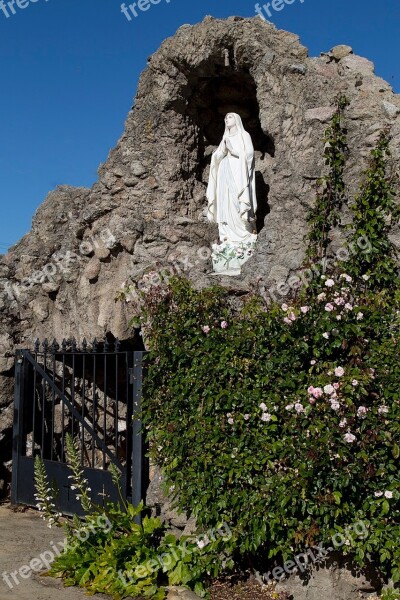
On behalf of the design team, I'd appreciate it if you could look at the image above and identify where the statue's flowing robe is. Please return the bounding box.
[207,121,257,244]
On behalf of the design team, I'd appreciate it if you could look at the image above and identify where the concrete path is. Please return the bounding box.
[0,504,109,600]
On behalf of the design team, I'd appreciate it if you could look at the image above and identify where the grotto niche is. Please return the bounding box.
[182,63,274,274]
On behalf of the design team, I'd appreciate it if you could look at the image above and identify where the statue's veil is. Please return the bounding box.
[223,113,247,154]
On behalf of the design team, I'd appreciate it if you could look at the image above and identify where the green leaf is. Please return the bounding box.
[392,443,399,459]
[333,492,341,505]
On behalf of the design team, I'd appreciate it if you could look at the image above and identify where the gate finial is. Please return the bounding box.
[51,339,60,352]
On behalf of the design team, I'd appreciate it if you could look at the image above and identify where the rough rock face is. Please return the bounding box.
[1,16,400,502]
[275,553,385,600]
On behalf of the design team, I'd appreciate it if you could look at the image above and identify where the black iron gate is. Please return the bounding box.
[11,339,146,516]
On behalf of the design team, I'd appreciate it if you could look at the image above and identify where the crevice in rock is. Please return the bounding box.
[187,69,275,156]
[169,58,274,233]
[255,172,270,233]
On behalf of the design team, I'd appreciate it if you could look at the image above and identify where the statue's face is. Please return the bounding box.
[225,114,236,128]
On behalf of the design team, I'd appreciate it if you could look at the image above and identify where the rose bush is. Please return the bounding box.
[139,268,400,581]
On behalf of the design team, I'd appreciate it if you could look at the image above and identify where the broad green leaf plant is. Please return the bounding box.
[34,435,229,598]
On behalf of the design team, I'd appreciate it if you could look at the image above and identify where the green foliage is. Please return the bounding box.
[50,506,228,600]
[34,454,61,526]
[381,589,400,600]
[141,273,400,582]
[65,433,93,513]
[48,499,230,599]
[306,95,349,260]
[345,130,400,292]
[35,443,228,598]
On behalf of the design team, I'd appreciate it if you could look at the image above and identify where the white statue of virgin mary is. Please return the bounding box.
[206,113,258,274]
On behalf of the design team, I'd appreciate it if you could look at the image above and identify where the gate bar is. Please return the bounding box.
[131,351,145,523]
[23,351,124,471]
[11,350,27,505]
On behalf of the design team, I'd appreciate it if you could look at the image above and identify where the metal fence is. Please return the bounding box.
[11,338,146,517]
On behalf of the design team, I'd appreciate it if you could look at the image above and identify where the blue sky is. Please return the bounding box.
[0,0,399,252]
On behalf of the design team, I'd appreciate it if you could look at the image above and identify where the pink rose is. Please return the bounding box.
[357,406,368,418]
